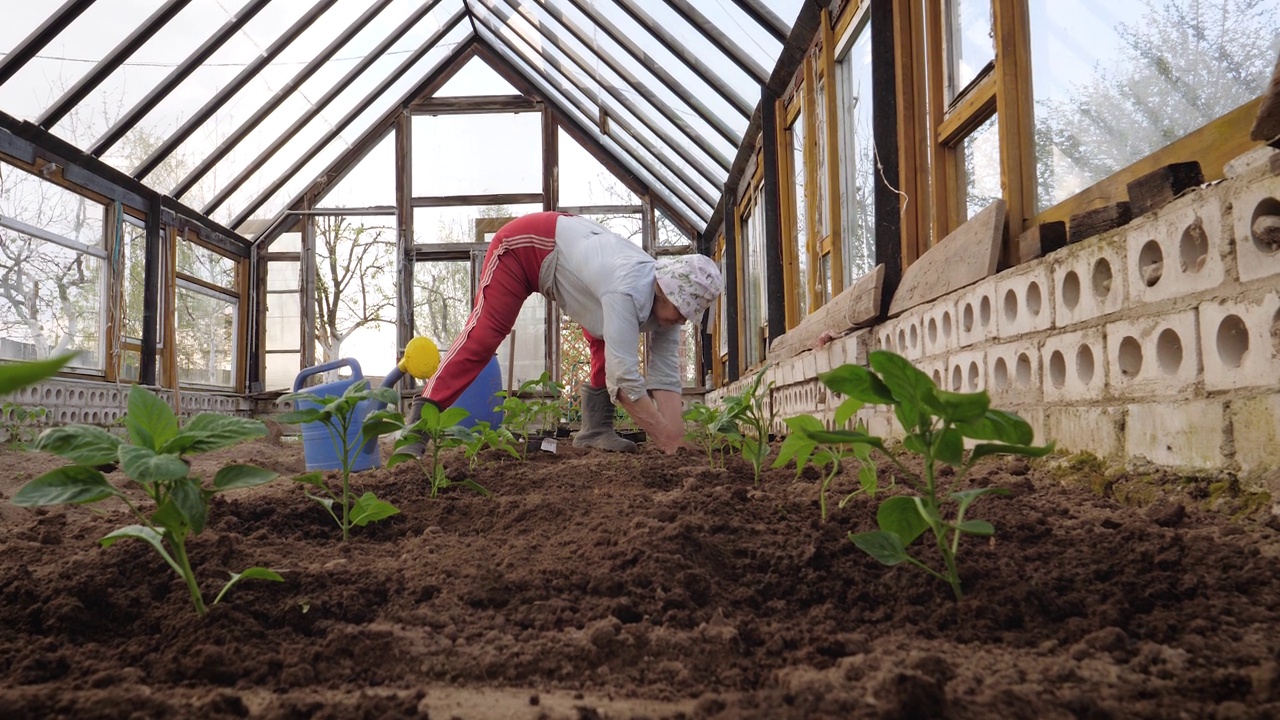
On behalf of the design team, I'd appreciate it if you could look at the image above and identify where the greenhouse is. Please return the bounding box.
[2,0,1280,717]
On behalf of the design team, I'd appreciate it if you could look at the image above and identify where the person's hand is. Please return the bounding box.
[651,427,689,455]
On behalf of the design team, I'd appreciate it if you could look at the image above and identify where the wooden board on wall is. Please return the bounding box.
[768,264,884,361]
[887,199,1006,317]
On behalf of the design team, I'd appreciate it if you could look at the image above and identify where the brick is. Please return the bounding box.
[1127,195,1225,305]
[889,312,926,361]
[945,350,987,394]
[1126,162,1203,218]
[1104,310,1200,399]
[1041,328,1107,404]
[1231,394,1280,478]
[1197,292,1280,392]
[1052,233,1127,328]
[1230,173,1280,283]
[1045,406,1124,460]
[986,341,1042,405]
[996,265,1053,339]
[955,283,999,348]
[1016,221,1067,264]
[1127,400,1225,469]
[1069,202,1132,244]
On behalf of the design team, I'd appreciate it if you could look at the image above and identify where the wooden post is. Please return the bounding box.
[873,0,904,316]
[761,86,787,347]
[723,184,741,382]
[542,106,558,383]
[299,194,317,369]
[394,110,414,388]
[140,193,162,386]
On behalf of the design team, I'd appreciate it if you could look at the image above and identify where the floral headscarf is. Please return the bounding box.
[655,254,724,321]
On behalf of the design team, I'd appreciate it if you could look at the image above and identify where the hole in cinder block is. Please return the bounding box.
[882,332,892,351]
[909,323,919,351]
[1076,345,1096,385]
[1003,289,1019,324]
[1049,350,1066,389]
[1251,197,1280,255]
[1062,271,1081,311]
[1118,336,1143,378]
[967,362,979,391]
[1016,353,1032,385]
[993,357,1009,390]
[1179,217,1209,273]
[927,317,938,347]
[932,369,942,386]
[962,303,975,333]
[979,295,992,328]
[897,328,907,352]
[951,365,962,391]
[1216,314,1249,368]
[942,311,952,339]
[1027,282,1043,317]
[43,388,52,402]
[1272,309,1280,358]
[1092,258,1113,300]
[1156,328,1183,375]
[55,388,64,402]
[1139,240,1163,287]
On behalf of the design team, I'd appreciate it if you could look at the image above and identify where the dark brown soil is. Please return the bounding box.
[2,436,1279,719]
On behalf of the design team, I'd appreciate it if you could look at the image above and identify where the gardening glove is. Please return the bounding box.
[573,385,637,453]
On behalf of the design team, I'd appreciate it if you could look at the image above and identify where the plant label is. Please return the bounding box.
[540,438,558,454]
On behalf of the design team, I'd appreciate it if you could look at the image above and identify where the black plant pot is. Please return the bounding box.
[619,430,647,444]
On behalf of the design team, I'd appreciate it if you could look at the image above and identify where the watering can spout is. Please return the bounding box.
[380,336,441,389]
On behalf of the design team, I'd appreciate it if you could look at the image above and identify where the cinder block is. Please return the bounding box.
[1231,394,1280,478]
[1126,194,1225,305]
[920,298,959,357]
[946,349,987,393]
[996,265,1053,338]
[887,312,926,361]
[1052,234,1127,327]
[801,353,818,383]
[955,283,999,348]
[1198,292,1280,391]
[876,319,898,355]
[917,357,948,391]
[1045,406,1124,459]
[1104,309,1200,398]
[1127,399,1225,469]
[1230,172,1280,283]
[986,341,1042,405]
[1041,328,1107,403]
[814,346,832,376]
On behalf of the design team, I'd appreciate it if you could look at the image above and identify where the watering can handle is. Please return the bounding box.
[292,358,363,392]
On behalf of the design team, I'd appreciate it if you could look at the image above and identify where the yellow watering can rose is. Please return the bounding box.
[400,336,441,380]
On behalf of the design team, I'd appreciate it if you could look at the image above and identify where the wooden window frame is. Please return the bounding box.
[173,228,247,391]
[735,157,767,371]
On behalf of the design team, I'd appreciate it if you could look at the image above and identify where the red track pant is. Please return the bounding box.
[422,212,607,408]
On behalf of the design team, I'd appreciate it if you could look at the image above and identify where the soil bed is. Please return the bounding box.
[1,437,1279,719]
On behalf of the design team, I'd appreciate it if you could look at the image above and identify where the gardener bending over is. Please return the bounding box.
[404,211,722,456]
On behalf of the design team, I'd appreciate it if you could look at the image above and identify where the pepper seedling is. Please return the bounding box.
[14,384,283,616]
[380,403,492,498]
[682,402,735,470]
[804,351,1053,599]
[455,420,520,472]
[280,380,401,541]
[772,406,879,522]
[721,367,774,486]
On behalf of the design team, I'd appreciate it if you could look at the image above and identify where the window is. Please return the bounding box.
[0,163,107,370]
[959,113,1002,221]
[738,183,767,368]
[944,0,995,102]
[836,9,878,286]
[1028,0,1280,211]
[785,115,810,321]
[174,235,240,388]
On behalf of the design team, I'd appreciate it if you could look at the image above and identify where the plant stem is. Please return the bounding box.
[170,534,207,616]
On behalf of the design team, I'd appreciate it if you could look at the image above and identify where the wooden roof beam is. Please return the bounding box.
[0,0,94,87]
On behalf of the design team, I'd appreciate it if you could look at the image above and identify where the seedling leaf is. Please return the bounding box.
[955,519,995,536]
[876,496,929,545]
[802,428,886,453]
[350,492,399,526]
[386,451,417,469]
[171,477,208,534]
[168,414,267,454]
[213,567,285,605]
[101,525,184,577]
[13,466,119,506]
[0,354,76,394]
[956,409,1035,445]
[819,364,894,404]
[118,444,189,484]
[214,465,279,491]
[850,530,911,566]
[276,407,324,425]
[931,389,990,422]
[125,385,179,451]
[967,441,1054,465]
[291,471,326,489]
[834,397,864,427]
[935,428,965,466]
[951,487,1010,516]
[33,425,121,466]
[458,479,492,497]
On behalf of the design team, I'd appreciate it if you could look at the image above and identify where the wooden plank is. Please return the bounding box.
[768,264,883,361]
[395,112,413,373]
[1015,221,1067,264]
[888,199,1005,317]
[1126,162,1204,218]
[411,95,538,115]
[1251,51,1280,143]
[1068,202,1132,244]
[411,193,543,208]
[761,86,787,342]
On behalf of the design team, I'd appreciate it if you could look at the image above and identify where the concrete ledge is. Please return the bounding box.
[1045,406,1125,460]
[1127,399,1225,469]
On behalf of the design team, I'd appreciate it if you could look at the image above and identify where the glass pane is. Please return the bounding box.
[837,16,877,284]
[265,292,301,351]
[0,231,104,369]
[412,113,542,196]
[273,231,302,253]
[413,204,542,243]
[313,216,395,364]
[814,73,829,240]
[557,129,639,206]
[267,261,299,293]
[434,55,521,97]
[318,132,395,209]
[717,251,728,357]
[413,260,472,347]
[122,221,146,341]
[945,0,995,101]
[177,239,237,289]
[679,321,699,387]
[120,347,141,383]
[655,210,692,249]
[265,352,302,391]
[740,191,767,368]
[787,117,809,319]
[1029,0,1280,212]
[175,287,235,387]
[1,163,106,247]
[494,295,547,391]
[958,113,1002,222]
[575,213,642,246]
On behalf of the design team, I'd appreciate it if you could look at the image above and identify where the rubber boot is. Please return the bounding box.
[573,385,637,452]
[397,396,430,459]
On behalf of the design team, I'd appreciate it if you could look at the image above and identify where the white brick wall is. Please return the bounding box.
[1103,310,1200,399]
[1230,172,1280,283]
[1198,292,1280,392]
[955,283,999,348]
[996,265,1053,338]
[1052,235,1126,328]
[1041,328,1106,403]
[1127,399,1225,468]
[1126,196,1225,305]
[986,340,1042,405]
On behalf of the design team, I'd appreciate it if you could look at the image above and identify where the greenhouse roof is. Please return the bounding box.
[0,0,809,245]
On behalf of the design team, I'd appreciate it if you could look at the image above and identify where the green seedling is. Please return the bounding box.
[494,393,536,457]
[280,380,401,541]
[381,403,491,498]
[2,403,48,446]
[804,351,1052,599]
[14,385,282,616]
[455,420,520,472]
[683,402,736,470]
[772,408,879,522]
[722,367,775,486]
